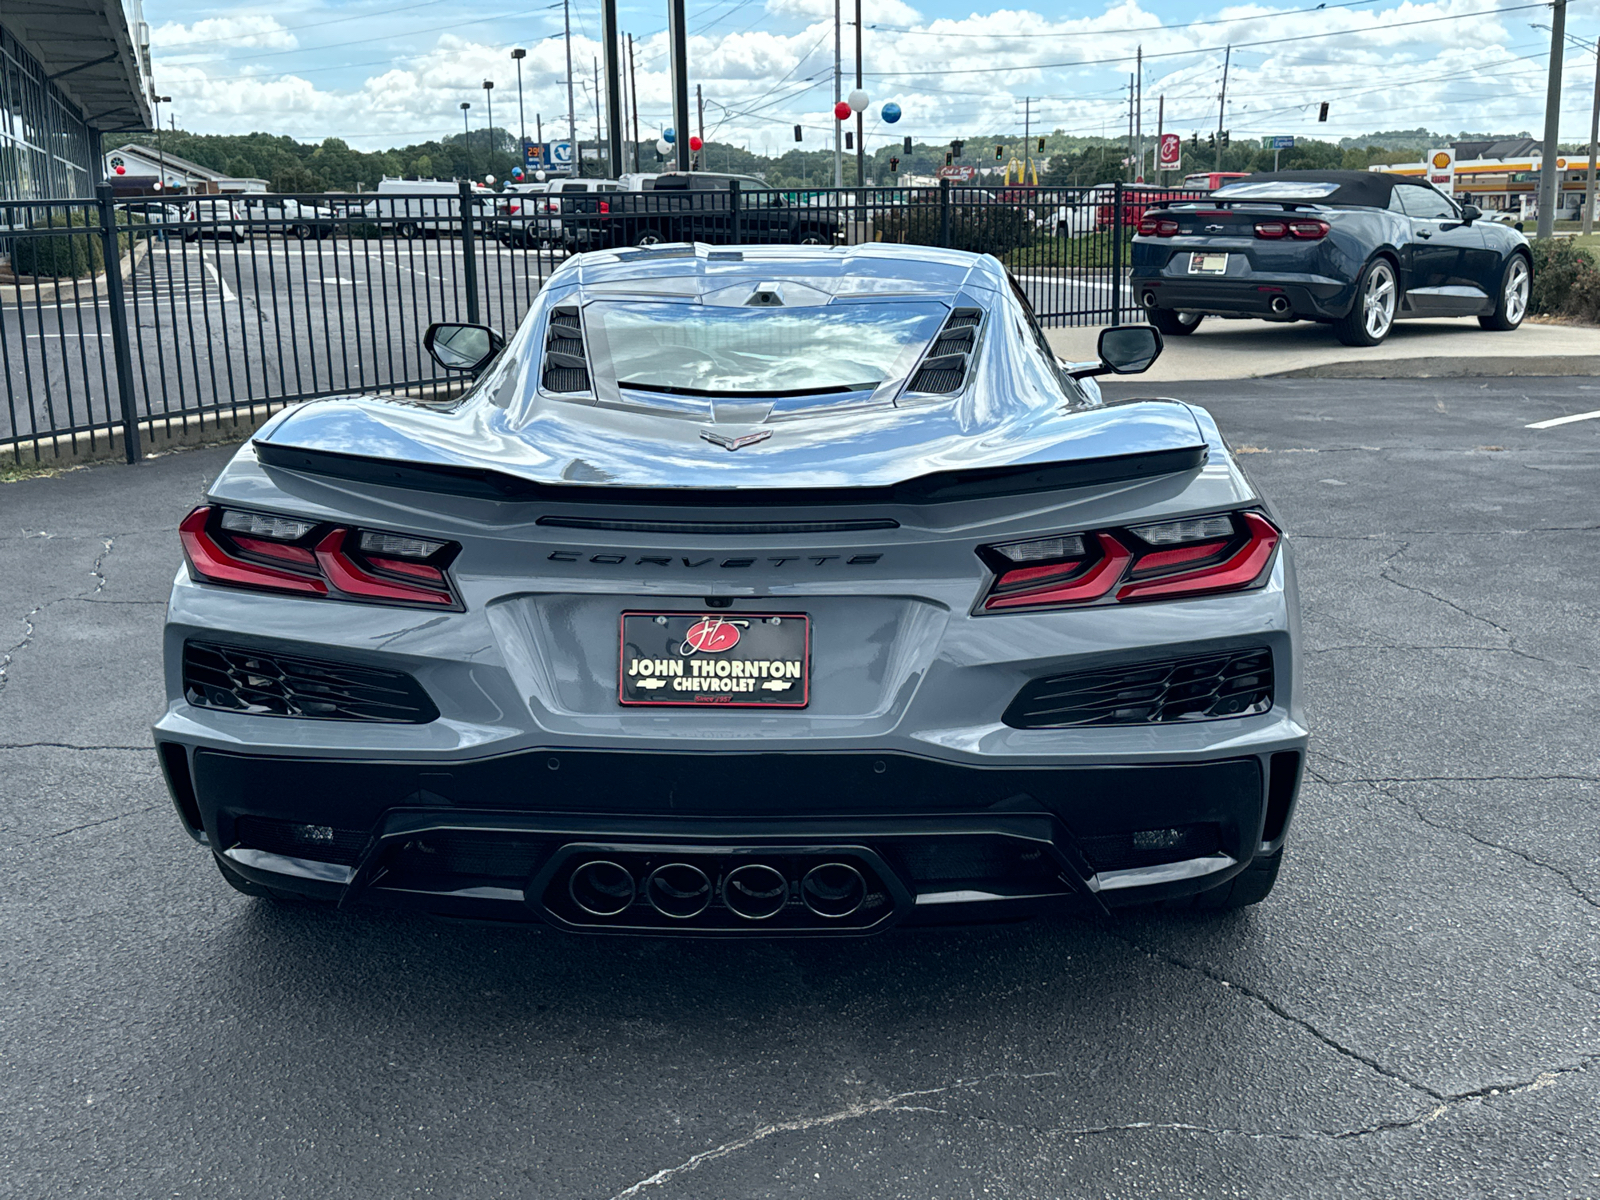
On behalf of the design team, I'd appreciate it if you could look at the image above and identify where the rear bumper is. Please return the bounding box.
[164,745,1306,933]
[1134,275,1356,320]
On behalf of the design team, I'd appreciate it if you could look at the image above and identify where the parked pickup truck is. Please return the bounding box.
[561,172,842,250]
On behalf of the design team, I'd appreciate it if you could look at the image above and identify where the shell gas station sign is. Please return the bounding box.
[1427,148,1456,196]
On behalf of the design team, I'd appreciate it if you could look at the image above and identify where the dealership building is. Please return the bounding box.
[1,0,153,200]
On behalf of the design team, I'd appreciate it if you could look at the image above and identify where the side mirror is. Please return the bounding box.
[1070,324,1162,377]
[423,322,503,372]
[1459,203,1482,223]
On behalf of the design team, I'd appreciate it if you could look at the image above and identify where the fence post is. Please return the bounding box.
[729,179,741,243]
[1110,181,1124,327]
[939,178,951,248]
[459,181,480,325]
[95,183,142,464]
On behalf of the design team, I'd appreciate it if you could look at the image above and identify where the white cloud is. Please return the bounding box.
[152,15,298,52]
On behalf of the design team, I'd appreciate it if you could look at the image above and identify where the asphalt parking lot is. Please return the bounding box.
[1,375,1596,1198]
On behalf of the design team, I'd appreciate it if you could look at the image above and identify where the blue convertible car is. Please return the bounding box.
[1130,170,1532,346]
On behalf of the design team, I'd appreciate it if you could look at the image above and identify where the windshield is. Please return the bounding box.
[583,301,949,397]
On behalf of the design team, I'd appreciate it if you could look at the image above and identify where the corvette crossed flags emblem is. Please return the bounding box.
[700,428,773,451]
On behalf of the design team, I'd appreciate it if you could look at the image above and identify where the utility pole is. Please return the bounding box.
[593,57,602,176]
[1586,32,1600,234]
[460,101,471,176]
[667,0,691,172]
[1215,44,1231,173]
[1538,0,1568,239]
[1157,93,1164,185]
[511,49,527,156]
[854,0,864,187]
[536,113,544,172]
[833,0,843,187]
[628,34,641,173]
[1127,74,1135,183]
[696,83,704,170]
[601,0,623,180]
[483,80,495,169]
[1022,96,1031,182]
[1135,44,1143,183]
[564,0,578,177]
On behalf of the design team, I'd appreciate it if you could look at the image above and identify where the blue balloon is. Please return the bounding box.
[663,127,675,143]
[882,102,902,124]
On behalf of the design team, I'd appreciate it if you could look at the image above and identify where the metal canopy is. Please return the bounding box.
[4,0,154,130]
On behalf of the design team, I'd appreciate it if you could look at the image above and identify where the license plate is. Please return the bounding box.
[619,612,810,707]
[1189,252,1229,275]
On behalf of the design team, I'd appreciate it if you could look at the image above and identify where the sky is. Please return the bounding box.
[145,0,1600,156]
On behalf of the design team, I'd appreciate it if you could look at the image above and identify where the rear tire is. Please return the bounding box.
[1478,253,1530,331]
[1148,308,1202,336]
[632,229,664,247]
[397,221,419,240]
[1333,257,1398,346]
[1191,848,1282,910]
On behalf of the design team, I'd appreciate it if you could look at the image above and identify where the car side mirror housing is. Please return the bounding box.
[1068,324,1164,378]
[424,322,503,372]
[1459,203,1482,223]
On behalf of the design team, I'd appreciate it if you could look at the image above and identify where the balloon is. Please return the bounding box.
[114,165,125,175]
[833,100,852,121]
[484,174,496,185]
[688,136,703,152]
[847,88,869,113]
[882,102,902,124]
[511,167,524,179]
[153,181,163,190]
[656,138,671,156]
[663,127,675,143]
[535,170,546,181]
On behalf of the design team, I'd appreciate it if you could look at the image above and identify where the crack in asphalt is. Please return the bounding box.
[602,1056,1598,1197]
[31,803,161,844]
[0,743,151,752]
[0,533,120,708]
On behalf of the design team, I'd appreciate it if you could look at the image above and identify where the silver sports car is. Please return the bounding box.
[154,243,1307,934]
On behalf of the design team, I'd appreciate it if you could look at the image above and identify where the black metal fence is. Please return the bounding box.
[1,180,1202,465]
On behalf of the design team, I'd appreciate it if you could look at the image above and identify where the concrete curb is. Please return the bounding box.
[1265,354,1600,380]
[0,239,151,305]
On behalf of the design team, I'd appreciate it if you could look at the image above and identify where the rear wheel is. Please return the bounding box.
[1333,257,1397,346]
[632,229,664,247]
[397,220,419,240]
[291,223,312,240]
[1479,253,1530,331]
[1148,308,1202,336]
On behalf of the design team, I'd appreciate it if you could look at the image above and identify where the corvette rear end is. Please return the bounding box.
[153,243,1307,934]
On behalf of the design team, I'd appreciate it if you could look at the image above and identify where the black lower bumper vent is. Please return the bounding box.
[1004,647,1273,728]
[184,641,438,723]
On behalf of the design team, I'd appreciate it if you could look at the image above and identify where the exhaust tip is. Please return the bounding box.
[1141,291,1157,309]
[721,863,789,921]
[1269,295,1291,315]
[568,860,635,917]
[801,863,867,919]
[646,862,712,920]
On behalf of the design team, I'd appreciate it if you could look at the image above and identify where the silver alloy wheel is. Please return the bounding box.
[1363,261,1397,340]
[1177,311,1201,328]
[636,231,662,246]
[1504,257,1530,324]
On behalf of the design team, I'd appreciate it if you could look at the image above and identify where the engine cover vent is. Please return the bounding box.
[907,307,983,394]
[543,306,591,393]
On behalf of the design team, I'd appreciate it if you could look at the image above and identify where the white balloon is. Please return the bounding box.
[535,169,546,181]
[847,88,869,112]
[656,138,672,156]
[484,174,496,184]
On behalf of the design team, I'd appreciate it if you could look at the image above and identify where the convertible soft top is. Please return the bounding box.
[1210,170,1438,208]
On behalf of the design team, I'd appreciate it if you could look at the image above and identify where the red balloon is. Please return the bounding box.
[688,135,703,152]
[114,165,125,175]
[833,100,852,121]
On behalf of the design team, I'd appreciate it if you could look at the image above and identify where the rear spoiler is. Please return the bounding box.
[253,441,1207,506]
[1150,199,1340,213]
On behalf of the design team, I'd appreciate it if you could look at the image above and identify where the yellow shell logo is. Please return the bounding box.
[1557,158,1568,169]
[1431,152,1452,169]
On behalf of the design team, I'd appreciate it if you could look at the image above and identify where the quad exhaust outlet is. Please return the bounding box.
[568,860,635,916]
[721,863,789,920]
[645,862,711,919]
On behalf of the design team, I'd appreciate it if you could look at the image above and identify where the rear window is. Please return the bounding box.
[1212,181,1339,200]
[583,301,949,397]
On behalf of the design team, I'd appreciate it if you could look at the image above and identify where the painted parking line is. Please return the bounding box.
[1526,409,1600,429]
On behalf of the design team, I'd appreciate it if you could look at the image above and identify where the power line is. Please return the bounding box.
[863,0,1379,40]
[153,0,459,48]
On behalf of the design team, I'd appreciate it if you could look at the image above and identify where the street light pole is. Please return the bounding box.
[854,0,864,186]
[511,49,527,158]
[153,95,171,194]
[483,80,495,171]
[460,101,472,176]
[1585,35,1600,235]
[564,0,578,177]
[833,0,842,187]
[1537,0,1567,240]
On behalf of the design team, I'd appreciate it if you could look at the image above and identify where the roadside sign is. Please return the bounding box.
[1157,133,1181,171]
[522,140,543,168]
[1266,135,1295,150]
[937,164,978,182]
[1427,147,1456,196]
[549,141,573,168]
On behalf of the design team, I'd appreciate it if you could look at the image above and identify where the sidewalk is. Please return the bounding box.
[1045,316,1600,381]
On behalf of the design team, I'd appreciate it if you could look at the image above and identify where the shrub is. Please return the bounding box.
[1528,238,1592,315]
[877,200,1035,258]
[10,212,104,278]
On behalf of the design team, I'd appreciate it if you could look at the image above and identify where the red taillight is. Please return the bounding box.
[598,200,610,215]
[1137,216,1179,237]
[1288,219,1329,240]
[977,512,1280,613]
[180,507,458,608]
[1253,221,1287,239]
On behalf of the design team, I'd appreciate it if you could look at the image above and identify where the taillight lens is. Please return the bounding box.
[598,200,610,215]
[977,511,1280,612]
[1137,216,1179,237]
[1288,219,1329,239]
[1253,221,1286,239]
[180,506,460,608]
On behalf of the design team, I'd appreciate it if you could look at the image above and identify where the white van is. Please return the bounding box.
[374,178,492,238]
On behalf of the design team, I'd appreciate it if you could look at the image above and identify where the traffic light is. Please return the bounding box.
[1318,101,1329,122]
[1037,137,1045,152]
[1221,129,1230,148]
[945,151,953,166]
[903,135,912,153]
[951,139,964,158]
[889,155,900,173]
[845,132,853,150]
[1207,132,1216,149]
[793,124,802,142]
[995,144,1004,159]
[1191,132,1199,149]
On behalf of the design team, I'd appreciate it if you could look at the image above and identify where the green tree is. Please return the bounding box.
[225,156,257,180]
[271,164,328,193]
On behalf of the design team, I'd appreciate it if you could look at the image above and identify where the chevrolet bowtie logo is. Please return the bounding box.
[1205,224,1224,232]
[701,428,773,451]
